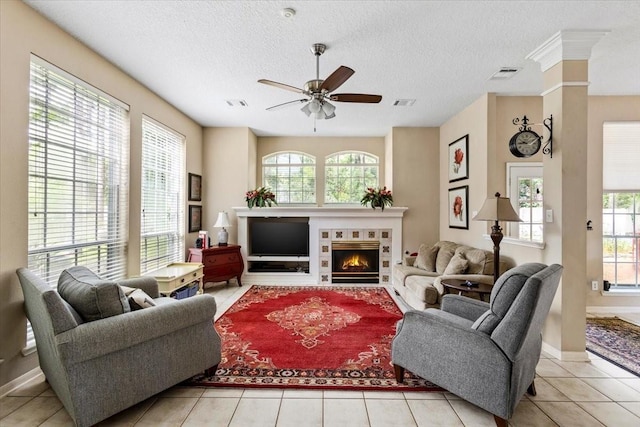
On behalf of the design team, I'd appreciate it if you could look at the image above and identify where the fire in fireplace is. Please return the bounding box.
[331,241,380,283]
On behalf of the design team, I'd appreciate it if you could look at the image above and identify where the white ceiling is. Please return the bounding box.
[24,1,640,137]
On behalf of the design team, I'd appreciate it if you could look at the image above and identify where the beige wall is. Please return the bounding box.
[202,128,257,244]
[0,1,203,387]
[386,128,440,252]
[586,96,640,307]
[439,94,491,250]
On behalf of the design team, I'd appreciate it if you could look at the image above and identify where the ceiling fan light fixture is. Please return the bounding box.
[322,101,336,115]
[309,98,321,113]
[301,103,312,116]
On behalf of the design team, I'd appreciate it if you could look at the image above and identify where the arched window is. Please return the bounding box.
[262,151,316,204]
[325,151,379,204]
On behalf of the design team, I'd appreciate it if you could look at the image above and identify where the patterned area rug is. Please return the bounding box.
[189,285,442,391]
[586,317,640,377]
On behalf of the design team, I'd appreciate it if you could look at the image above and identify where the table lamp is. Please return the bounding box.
[472,192,521,283]
[214,211,231,246]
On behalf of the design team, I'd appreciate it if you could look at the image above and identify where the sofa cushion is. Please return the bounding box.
[393,265,439,288]
[435,241,459,274]
[414,244,439,271]
[404,275,440,305]
[455,246,489,275]
[443,253,469,275]
[58,266,131,322]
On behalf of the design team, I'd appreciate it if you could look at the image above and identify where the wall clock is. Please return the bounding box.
[509,129,541,158]
[509,115,553,158]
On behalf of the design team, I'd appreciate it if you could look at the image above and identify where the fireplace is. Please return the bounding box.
[331,241,380,283]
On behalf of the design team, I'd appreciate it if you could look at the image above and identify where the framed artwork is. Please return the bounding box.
[448,134,469,183]
[448,185,469,229]
[188,205,202,232]
[188,173,202,201]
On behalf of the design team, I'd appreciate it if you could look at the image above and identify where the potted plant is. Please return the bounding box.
[245,186,277,208]
[361,186,393,211]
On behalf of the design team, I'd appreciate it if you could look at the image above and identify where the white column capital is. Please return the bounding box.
[526,30,610,72]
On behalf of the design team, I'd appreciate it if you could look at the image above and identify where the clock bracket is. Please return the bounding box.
[511,115,553,158]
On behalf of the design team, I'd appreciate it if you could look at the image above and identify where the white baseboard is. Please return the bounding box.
[0,367,44,399]
[542,342,590,361]
[586,305,640,314]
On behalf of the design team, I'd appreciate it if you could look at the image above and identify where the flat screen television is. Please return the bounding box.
[250,219,309,256]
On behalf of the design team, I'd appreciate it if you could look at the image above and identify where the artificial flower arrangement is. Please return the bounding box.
[245,186,277,208]
[360,186,393,211]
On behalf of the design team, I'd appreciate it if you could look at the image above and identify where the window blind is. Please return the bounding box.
[140,116,185,274]
[603,121,640,191]
[26,57,129,349]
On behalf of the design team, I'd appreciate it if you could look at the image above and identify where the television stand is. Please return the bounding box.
[246,257,309,275]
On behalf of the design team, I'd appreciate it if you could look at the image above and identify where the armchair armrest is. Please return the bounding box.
[118,276,159,298]
[56,294,217,364]
[440,294,489,321]
[393,309,506,366]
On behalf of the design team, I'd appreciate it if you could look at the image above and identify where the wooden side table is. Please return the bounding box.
[201,245,244,286]
[143,262,204,296]
[441,279,493,302]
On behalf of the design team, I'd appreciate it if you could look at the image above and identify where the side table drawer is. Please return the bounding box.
[204,252,240,266]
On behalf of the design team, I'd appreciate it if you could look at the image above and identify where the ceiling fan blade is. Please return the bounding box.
[266,99,308,111]
[330,93,382,103]
[320,66,354,93]
[258,79,304,94]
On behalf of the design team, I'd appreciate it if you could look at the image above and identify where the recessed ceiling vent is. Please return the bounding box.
[393,99,416,106]
[225,99,248,107]
[490,67,521,80]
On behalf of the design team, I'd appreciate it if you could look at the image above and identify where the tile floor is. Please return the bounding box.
[1,283,639,427]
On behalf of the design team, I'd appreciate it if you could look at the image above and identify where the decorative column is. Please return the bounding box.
[526,30,609,360]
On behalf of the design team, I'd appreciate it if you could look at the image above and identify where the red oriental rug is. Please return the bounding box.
[188,285,442,391]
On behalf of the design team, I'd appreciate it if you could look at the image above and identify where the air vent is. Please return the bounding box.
[393,99,416,107]
[225,99,248,107]
[490,67,521,80]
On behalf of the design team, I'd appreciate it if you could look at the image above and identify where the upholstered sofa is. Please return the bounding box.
[392,241,512,310]
[17,266,221,427]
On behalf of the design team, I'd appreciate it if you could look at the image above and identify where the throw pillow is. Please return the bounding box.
[414,244,439,271]
[443,253,469,275]
[58,266,130,322]
[120,286,157,311]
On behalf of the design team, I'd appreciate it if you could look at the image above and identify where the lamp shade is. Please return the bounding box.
[214,211,231,228]
[473,192,522,222]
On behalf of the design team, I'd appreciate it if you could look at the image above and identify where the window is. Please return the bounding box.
[603,122,640,289]
[507,163,543,242]
[28,57,129,348]
[603,193,639,288]
[325,151,379,204]
[262,152,316,204]
[140,117,185,274]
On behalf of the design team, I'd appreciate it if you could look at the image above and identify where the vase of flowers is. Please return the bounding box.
[360,186,393,211]
[245,187,277,208]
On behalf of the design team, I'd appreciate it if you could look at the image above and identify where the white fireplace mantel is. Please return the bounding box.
[233,206,408,285]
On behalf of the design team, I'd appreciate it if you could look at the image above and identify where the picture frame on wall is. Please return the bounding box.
[448,134,469,183]
[188,173,202,201]
[448,185,469,229]
[188,205,202,233]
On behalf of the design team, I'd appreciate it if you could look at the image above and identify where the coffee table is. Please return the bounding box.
[441,279,493,302]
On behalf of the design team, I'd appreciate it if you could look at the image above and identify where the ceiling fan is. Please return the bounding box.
[258,43,382,128]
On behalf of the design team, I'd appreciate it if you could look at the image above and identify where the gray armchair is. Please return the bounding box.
[17,267,221,427]
[392,263,563,427]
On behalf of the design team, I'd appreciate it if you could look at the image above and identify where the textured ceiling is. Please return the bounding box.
[24,1,640,137]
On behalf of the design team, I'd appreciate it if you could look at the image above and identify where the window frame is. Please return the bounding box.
[262,151,316,205]
[506,162,544,244]
[26,55,130,351]
[324,151,379,205]
[140,116,185,275]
